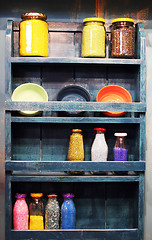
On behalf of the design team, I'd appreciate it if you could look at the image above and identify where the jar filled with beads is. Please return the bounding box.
[111,18,135,58]
[68,129,84,175]
[82,17,106,57]
[13,193,28,230]
[29,193,44,229]
[45,194,60,229]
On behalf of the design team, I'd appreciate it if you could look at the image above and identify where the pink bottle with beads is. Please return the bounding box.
[13,193,28,230]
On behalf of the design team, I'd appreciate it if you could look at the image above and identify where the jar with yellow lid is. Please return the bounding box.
[29,193,44,229]
[111,18,135,58]
[82,17,106,57]
[20,12,48,57]
[68,129,84,175]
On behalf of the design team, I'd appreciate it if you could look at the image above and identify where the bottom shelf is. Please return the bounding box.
[10,229,138,240]
[6,175,144,240]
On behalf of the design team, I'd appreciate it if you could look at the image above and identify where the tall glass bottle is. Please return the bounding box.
[91,128,108,174]
[29,193,44,229]
[13,193,28,230]
[68,129,84,175]
[61,193,76,229]
[45,194,60,229]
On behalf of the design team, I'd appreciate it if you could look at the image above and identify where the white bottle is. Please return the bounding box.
[91,128,108,174]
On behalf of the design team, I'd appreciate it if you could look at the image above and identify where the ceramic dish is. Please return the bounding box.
[11,83,48,116]
[57,85,91,115]
[96,85,132,116]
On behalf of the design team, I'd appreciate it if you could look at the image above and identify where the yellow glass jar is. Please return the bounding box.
[68,129,84,175]
[82,17,106,57]
[20,12,48,57]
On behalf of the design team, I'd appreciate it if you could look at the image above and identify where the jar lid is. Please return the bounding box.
[94,128,106,131]
[47,193,58,197]
[15,193,27,198]
[30,193,43,198]
[83,17,105,23]
[21,12,47,21]
[72,129,82,133]
[63,193,74,198]
[112,18,134,24]
[114,133,127,137]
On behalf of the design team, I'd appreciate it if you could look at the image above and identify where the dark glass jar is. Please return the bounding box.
[111,18,135,58]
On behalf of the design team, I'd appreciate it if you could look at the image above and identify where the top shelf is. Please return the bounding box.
[10,57,142,65]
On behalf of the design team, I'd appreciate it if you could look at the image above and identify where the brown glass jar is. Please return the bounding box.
[111,18,135,58]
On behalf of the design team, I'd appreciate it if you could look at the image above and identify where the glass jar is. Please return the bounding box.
[82,17,106,57]
[29,193,44,229]
[68,129,84,175]
[20,12,48,57]
[111,18,135,58]
[91,128,108,174]
[61,193,76,229]
[45,194,60,229]
[13,193,28,230]
[113,132,128,161]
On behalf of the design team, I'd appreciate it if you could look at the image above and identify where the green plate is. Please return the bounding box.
[11,83,48,116]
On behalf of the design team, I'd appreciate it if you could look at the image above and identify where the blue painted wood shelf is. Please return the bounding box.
[5,20,146,240]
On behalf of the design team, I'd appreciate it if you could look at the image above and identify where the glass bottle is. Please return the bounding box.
[13,193,28,230]
[68,129,84,175]
[91,128,108,174]
[82,17,106,57]
[61,193,76,229]
[111,18,135,58]
[45,194,60,229]
[29,193,44,229]
[113,133,128,161]
[20,12,48,57]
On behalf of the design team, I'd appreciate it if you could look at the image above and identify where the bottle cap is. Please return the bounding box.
[114,133,127,137]
[83,17,105,23]
[15,193,27,198]
[72,129,82,133]
[30,193,43,198]
[112,18,134,24]
[47,193,58,197]
[63,193,74,198]
[94,128,106,131]
[21,12,47,21]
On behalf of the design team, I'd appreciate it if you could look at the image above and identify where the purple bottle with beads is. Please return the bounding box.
[113,133,128,174]
[13,193,28,230]
[61,193,76,229]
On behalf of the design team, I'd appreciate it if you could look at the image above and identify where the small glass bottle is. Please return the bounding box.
[13,193,28,230]
[91,128,108,174]
[45,194,60,229]
[20,12,48,57]
[82,17,106,57]
[68,129,84,175]
[111,18,135,58]
[61,193,76,229]
[113,133,128,161]
[29,193,44,229]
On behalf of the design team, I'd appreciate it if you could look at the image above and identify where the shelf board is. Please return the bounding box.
[10,56,142,65]
[5,161,145,172]
[5,101,146,113]
[10,229,138,239]
[10,175,140,183]
[11,116,141,124]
